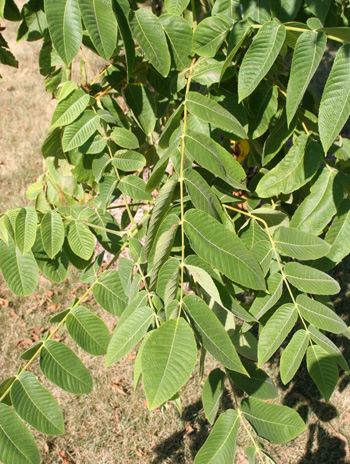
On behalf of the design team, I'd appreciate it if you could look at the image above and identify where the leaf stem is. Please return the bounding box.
[250,23,346,44]
[0,230,135,404]
[226,371,266,463]
[223,205,311,336]
[178,58,196,315]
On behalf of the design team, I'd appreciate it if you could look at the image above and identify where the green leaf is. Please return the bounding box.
[286,31,326,125]
[98,176,118,210]
[256,135,323,198]
[212,0,241,18]
[34,246,69,283]
[241,0,271,23]
[290,168,343,236]
[164,0,189,15]
[0,403,40,464]
[149,217,180,289]
[241,397,306,444]
[45,0,82,65]
[40,340,93,394]
[156,258,179,306]
[183,168,224,222]
[184,130,248,190]
[93,270,128,316]
[106,302,153,366]
[119,175,152,201]
[305,0,331,22]
[273,226,330,260]
[249,273,283,322]
[0,238,38,296]
[79,0,117,60]
[144,179,177,257]
[87,209,122,255]
[228,360,278,400]
[185,263,255,322]
[15,207,37,255]
[41,128,64,159]
[220,19,252,82]
[315,199,350,270]
[184,210,266,291]
[319,44,350,153]
[194,409,240,464]
[110,127,139,149]
[270,0,302,22]
[202,368,225,425]
[40,211,65,258]
[306,345,338,402]
[186,91,247,139]
[50,89,90,129]
[262,109,297,166]
[0,376,15,405]
[308,325,349,371]
[123,83,156,135]
[159,103,184,148]
[0,215,8,244]
[320,27,350,44]
[112,0,134,80]
[66,306,110,355]
[67,220,95,260]
[258,303,298,366]
[193,15,231,58]
[249,82,278,139]
[130,8,170,77]
[62,110,100,151]
[159,14,192,71]
[297,295,347,334]
[146,152,170,192]
[111,151,145,172]
[238,21,286,101]
[284,262,340,295]
[183,294,248,374]
[11,372,64,435]
[280,329,309,384]
[141,318,197,410]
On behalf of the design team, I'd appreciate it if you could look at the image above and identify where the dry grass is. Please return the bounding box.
[1,11,350,464]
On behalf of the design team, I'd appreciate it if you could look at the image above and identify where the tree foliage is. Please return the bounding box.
[1,0,350,462]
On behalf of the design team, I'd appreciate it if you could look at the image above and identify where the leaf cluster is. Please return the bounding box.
[1,0,350,462]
